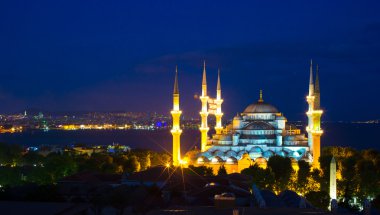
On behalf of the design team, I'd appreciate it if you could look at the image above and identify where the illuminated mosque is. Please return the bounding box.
[170,61,323,173]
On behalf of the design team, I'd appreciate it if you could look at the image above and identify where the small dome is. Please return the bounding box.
[237,151,249,160]
[225,150,237,157]
[250,146,263,153]
[213,150,225,157]
[276,150,287,157]
[263,150,274,158]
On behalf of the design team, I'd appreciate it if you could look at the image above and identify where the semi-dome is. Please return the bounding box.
[243,90,279,113]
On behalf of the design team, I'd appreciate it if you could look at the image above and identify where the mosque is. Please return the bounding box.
[170,61,323,173]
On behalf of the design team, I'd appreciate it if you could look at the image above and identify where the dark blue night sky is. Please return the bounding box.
[1,1,379,121]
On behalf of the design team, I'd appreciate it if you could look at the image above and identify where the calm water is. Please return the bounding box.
[0,123,379,151]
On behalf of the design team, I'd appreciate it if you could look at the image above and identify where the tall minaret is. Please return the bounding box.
[306,60,315,151]
[306,60,323,168]
[314,65,321,110]
[171,67,182,166]
[200,61,209,152]
[330,157,337,200]
[214,69,224,135]
[312,64,323,168]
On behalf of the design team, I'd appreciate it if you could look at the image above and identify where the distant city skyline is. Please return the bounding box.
[1,1,379,121]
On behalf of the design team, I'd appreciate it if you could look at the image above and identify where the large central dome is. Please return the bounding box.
[243,102,279,113]
[243,90,279,113]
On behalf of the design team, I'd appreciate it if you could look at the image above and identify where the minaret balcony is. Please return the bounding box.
[199,112,209,117]
[306,110,323,116]
[171,128,182,134]
[200,95,209,101]
[214,99,224,105]
[171,110,182,114]
[215,126,223,130]
[311,130,323,135]
[214,112,223,117]
[199,127,209,131]
[306,96,315,103]
[306,126,312,132]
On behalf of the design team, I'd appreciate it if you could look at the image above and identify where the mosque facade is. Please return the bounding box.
[170,61,323,173]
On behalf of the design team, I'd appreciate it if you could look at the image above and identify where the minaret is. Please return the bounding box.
[314,64,321,110]
[171,67,182,166]
[306,60,323,168]
[306,60,315,151]
[330,157,337,200]
[200,61,209,152]
[214,69,224,135]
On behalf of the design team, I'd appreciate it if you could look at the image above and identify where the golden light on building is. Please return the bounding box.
[199,62,224,152]
[306,60,323,169]
[168,60,323,173]
[199,61,209,152]
[214,69,224,135]
[171,67,182,166]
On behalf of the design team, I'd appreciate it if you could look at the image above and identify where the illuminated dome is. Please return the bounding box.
[243,102,279,113]
[243,90,279,113]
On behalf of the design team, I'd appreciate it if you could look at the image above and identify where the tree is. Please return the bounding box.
[267,156,293,192]
[340,156,359,204]
[357,150,380,200]
[21,151,44,166]
[0,166,22,186]
[0,142,23,165]
[123,156,141,173]
[296,160,311,194]
[187,165,213,176]
[305,191,330,210]
[150,152,171,167]
[356,159,379,199]
[241,164,275,191]
[44,152,77,182]
[373,194,380,210]
[318,154,333,192]
[217,165,227,176]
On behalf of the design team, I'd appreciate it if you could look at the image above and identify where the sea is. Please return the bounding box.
[0,122,379,152]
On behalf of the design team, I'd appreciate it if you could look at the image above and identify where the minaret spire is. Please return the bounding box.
[173,66,179,95]
[202,61,207,96]
[309,59,314,96]
[215,68,224,135]
[314,64,320,109]
[171,67,182,166]
[217,68,221,91]
[200,61,209,151]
